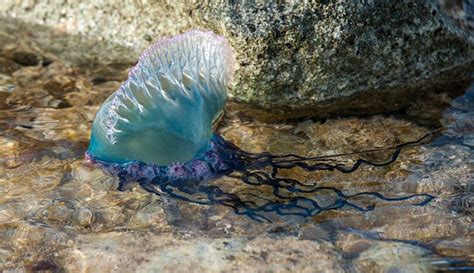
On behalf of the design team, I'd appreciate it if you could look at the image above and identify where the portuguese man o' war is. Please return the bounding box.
[85,30,434,222]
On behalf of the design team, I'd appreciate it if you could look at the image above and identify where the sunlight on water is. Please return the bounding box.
[0,18,472,272]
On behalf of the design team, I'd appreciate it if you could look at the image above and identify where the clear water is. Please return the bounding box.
[0,18,472,272]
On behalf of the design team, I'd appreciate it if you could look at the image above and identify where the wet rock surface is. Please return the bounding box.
[0,7,473,273]
[199,1,474,119]
[1,1,473,119]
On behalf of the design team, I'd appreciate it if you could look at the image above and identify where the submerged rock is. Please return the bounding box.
[1,1,472,119]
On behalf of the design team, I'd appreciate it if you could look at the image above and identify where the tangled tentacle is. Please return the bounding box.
[130,134,435,222]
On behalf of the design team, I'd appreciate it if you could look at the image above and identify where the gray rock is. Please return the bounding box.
[2,1,473,119]
[197,1,474,118]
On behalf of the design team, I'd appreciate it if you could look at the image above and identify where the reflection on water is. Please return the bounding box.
[0,18,472,272]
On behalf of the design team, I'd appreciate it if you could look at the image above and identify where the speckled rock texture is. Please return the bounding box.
[1,1,473,119]
[196,0,474,118]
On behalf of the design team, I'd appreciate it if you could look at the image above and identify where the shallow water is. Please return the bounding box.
[0,19,473,272]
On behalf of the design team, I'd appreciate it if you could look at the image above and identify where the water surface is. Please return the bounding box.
[0,18,472,272]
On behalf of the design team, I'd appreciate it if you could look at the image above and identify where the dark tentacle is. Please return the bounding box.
[119,133,435,222]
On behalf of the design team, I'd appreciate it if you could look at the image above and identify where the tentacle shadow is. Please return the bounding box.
[129,134,435,222]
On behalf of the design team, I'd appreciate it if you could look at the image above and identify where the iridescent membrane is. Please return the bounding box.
[88,30,233,165]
